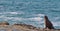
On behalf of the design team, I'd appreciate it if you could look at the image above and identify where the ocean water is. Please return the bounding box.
[0,0,60,29]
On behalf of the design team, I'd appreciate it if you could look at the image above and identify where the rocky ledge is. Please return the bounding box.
[0,23,60,31]
[0,16,60,31]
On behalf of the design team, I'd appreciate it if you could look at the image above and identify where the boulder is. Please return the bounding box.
[0,21,9,25]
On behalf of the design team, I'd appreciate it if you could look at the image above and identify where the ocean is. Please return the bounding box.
[0,0,60,29]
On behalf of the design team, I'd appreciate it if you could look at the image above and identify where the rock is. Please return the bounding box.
[14,24,37,29]
[44,16,54,29]
[0,21,9,25]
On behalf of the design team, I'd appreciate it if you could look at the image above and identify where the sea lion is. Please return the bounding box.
[44,16,54,29]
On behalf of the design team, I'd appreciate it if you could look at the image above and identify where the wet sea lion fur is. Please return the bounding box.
[44,16,54,29]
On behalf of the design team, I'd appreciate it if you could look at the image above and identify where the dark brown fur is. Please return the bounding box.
[44,16,54,29]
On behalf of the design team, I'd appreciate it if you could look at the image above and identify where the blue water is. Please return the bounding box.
[0,0,60,29]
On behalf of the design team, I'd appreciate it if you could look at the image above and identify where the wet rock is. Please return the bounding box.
[14,24,37,29]
[0,21,9,25]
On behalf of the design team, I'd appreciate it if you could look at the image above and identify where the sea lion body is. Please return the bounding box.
[44,16,54,29]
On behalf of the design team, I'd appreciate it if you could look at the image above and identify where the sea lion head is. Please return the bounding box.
[44,16,49,21]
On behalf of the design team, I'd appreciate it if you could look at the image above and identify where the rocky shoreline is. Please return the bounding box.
[0,23,60,31]
[0,16,60,31]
